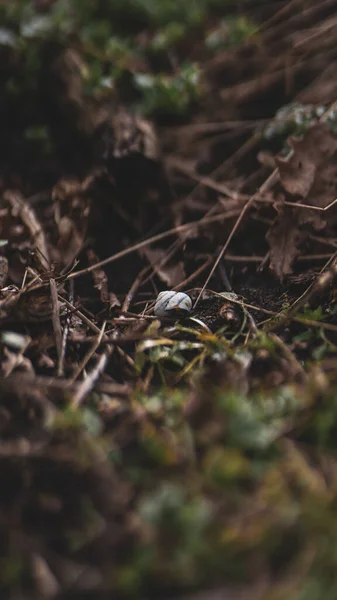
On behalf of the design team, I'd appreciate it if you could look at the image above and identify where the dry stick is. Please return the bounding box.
[71,342,114,409]
[310,233,337,248]
[215,294,337,334]
[256,0,303,32]
[122,265,152,313]
[167,157,241,200]
[212,133,262,180]
[69,321,107,384]
[289,250,337,315]
[49,278,63,376]
[170,119,266,136]
[262,0,337,39]
[59,279,74,376]
[269,332,307,380]
[223,253,333,263]
[13,374,129,397]
[194,168,279,308]
[174,257,213,291]
[70,316,133,408]
[65,211,240,282]
[284,197,337,212]
[264,252,337,333]
[57,294,108,339]
[293,14,337,50]
[0,266,53,316]
[169,151,272,203]
[220,44,337,105]
[140,237,186,289]
[4,190,50,271]
[148,152,256,293]
[143,207,242,294]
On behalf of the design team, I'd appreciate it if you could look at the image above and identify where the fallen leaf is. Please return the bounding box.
[266,202,305,280]
[276,123,337,207]
[266,124,337,279]
[141,246,185,287]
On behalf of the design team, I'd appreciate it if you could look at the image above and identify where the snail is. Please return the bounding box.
[154,291,192,318]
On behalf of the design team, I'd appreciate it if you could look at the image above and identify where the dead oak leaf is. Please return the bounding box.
[266,124,337,279]
[276,123,337,206]
[266,203,305,280]
[141,246,185,287]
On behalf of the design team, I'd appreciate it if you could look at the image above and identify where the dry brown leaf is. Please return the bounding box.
[267,124,337,279]
[276,123,337,207]
[53,178,90,265]
[141,246,185,287]
[0,256,8,288]
[87,248,111,304]
[99,107,159,162]
[266,204,305,280]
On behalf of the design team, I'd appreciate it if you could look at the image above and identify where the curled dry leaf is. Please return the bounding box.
[267,124,337,279]
[87,248,112,304]
[0,256,8,288]
[4,190,50,271]
[53,178,90,265]
[141,246,186,288]
[266,200,306,281]
[276,123,337,206]
[98,107,159,162]
[48,48,97,136]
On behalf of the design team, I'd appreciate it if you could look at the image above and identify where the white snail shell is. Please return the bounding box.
[154,291,192,318]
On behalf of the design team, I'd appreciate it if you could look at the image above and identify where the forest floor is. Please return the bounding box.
[2,1,337,599]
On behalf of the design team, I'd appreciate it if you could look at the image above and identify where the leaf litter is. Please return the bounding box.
[2,1,337,599]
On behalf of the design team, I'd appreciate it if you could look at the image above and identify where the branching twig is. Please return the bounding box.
[50,278,63,376]
[71,342,114,409]
[4,190,50,271]
[194,168,279,308]
[66,212,241,281]
[70,321,107,383]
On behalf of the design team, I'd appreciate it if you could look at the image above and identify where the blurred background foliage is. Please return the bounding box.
[0,0,256,120]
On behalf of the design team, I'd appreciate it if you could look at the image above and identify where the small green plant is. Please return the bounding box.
[149,22,187,51]
[205,16,256,51]
[134,62,203,117]
[262,102,337,143]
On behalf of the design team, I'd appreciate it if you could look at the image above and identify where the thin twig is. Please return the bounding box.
[66,211,240,282]
[122,265,151,313]
[192,289,337,334]
[70,321,107,383]
[223,253,333,263]
[194,168,279,308]
[174,257,213,291]
[50,278,63,376]
[263,252,337,332]
[59,279,74,377]
[57,294,108,339]
[4,190,50,271]
[167,157,241,200]
[71,343,114,409]
[269,333,307,381]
